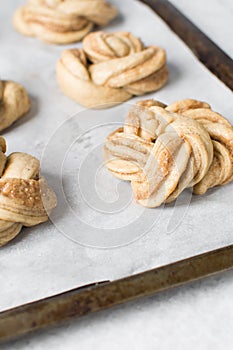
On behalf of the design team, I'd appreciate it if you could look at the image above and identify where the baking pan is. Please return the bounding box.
[0,0,232,343]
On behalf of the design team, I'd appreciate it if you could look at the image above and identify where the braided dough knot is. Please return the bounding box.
[56,31,169,108]
[166,99,233,195]
[13,0,118,44]
[0,80,30,132]
[0,139,57,247]
[104,99,233,207]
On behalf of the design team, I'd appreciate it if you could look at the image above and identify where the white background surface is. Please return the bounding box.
[1,0,233,349]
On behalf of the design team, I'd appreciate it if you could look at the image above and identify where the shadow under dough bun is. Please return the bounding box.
[13,0,118,44]
[104,99,233,207]
[0,80,30,132]
[0,138,57,247]
[56,31,169,108]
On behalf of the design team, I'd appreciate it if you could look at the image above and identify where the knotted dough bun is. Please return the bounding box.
[0,138,57,247]
[0,80,30,132]
[104,99,233,207]
[57,31,168,108]
[13,0,118,44]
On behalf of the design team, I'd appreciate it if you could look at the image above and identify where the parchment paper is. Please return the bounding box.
[0,0,232,312]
